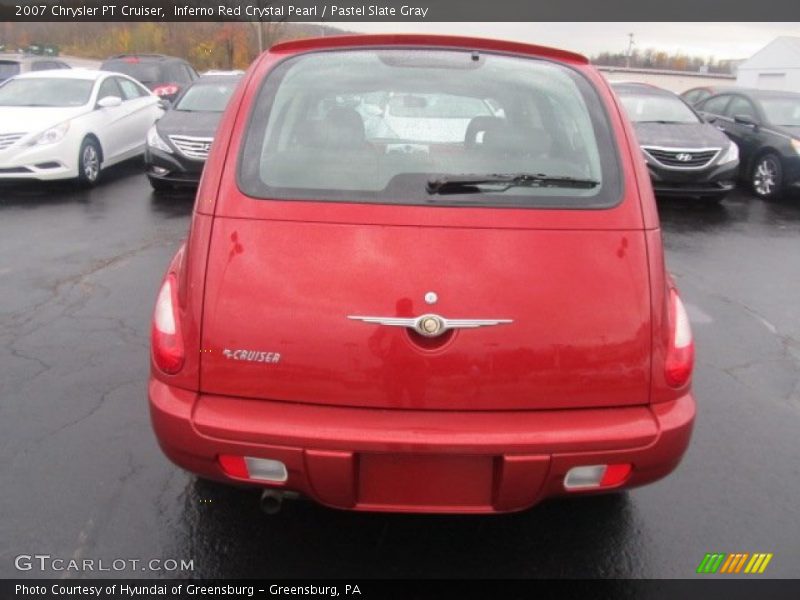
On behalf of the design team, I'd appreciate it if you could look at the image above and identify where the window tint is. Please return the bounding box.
[760,96,800,127]
[727,96,758,120]
[701,94,731,116]
[0,61,21,79]
[98,77,122,100]
[31,61,58,71]
[165,63,192,83]
[238,49,621,209]
[681,90,699,104]
[102,61,162,85]
[117,77,145,100]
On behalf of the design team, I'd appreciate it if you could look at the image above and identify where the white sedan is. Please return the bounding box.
[0,69,163,186]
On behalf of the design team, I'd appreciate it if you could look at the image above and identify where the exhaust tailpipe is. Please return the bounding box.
[259,489,299,514]
[260,490,284,515]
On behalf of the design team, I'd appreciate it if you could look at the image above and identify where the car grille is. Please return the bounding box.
[168,135,214,160]
[643,147,720,169]
[0,133,26,152]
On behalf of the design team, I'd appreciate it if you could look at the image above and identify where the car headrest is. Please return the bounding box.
[320,107,367,149]
[464,116,506,150]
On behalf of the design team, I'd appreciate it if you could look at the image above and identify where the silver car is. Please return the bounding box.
[0,54,71,83]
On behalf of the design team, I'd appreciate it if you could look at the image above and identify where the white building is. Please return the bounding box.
[736,36,800,92]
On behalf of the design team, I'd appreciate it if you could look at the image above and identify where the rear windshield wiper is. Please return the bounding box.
[426,173,600,195]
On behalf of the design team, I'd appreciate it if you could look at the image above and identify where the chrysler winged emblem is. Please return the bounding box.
[347,313,513,338]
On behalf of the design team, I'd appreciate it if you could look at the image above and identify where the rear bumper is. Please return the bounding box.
[149,378,695,513]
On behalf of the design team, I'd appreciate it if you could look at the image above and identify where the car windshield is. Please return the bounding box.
[175,80,238,112]
[0,77,94,106]
[103,61,161,84]
[239,49,621,209]
[618,91,700,123]
[0,61,21,81]
[760,96,800,127]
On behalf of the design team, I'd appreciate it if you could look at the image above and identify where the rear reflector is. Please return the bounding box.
[564,464,632,490]
[218,455,288,483]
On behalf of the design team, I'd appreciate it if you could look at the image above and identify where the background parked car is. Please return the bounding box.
[0,53,71,83]
[100,54,198,104]
[697,89,800,199]
[613,82,739,202]
[680,85,734,107]
[145,73,243,191]
[0,69,163,186]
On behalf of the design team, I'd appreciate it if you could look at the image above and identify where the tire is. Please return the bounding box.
[148,176,174,193]
[751,153,783,199]
[77,137,102,187]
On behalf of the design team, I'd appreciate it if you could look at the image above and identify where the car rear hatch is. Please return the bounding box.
[199,213,650,411]
[198,42,651,412]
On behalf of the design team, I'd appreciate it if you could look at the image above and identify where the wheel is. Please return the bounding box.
[76,138,101,187]
[751,153,783,199]
[148,176,174,193]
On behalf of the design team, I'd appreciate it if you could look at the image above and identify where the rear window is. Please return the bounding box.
[102,60,162,85]
[0,61,21,80]
[238,49,622,209]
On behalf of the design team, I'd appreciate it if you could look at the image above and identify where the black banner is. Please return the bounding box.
[1,0,800,22]
[4,579,800,600]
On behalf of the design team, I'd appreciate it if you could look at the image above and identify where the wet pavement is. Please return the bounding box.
[1,162,799,579]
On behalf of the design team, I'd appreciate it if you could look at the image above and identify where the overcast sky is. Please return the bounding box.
[330,22,799,60]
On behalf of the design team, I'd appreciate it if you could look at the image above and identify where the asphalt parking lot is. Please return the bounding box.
[1,161,799,579]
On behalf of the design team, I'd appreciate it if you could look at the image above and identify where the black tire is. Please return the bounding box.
[148,176,174,193]
[76,137,102,187]
[751,153,783,199]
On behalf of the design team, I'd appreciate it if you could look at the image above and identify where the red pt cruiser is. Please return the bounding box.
[149,35,696,514]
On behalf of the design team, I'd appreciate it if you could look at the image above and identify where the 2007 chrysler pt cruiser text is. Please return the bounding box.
[149,35,696,514]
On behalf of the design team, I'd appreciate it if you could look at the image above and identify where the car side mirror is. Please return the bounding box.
[158,99,172,111]
[733,114,759,128]
[97,95,122,109]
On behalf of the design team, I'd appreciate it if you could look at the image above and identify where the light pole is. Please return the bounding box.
[626,33,635,68]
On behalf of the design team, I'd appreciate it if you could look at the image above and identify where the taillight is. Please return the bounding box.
[665,288,694,387]
[152,84,180,97]
[151,274,185,374]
